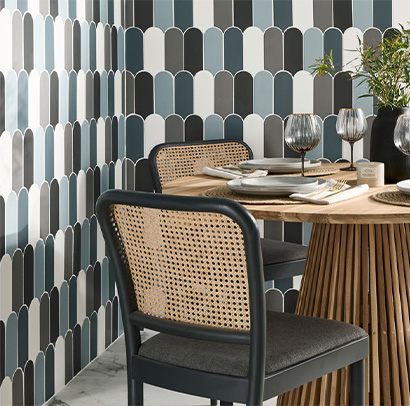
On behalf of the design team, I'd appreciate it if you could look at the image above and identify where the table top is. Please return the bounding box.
[163,163,410,224]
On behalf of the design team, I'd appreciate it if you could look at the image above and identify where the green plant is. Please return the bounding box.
[311,24,410,109]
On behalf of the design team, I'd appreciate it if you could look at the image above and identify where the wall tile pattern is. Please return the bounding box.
[1,0,410,404]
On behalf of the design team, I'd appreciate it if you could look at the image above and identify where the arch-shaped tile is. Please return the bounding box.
[69,275,77,330]
[96,23,105,72]
[143,27,164,75]
[5,312,17,378]
[0,197,4,258]
[343,27,363,72]
[93,167,101,216]
[185,115,203,142]
[284,27,303,75]
[224,114,243,141]
[234,71,253,119]
[393,1,410,29]
[204,115,223,140]
[90,312,97,361]
[54,336,65,394]
[76,71,86,124]
[273,0,292,31]
[363,115,374,160]
[58,176,69,233]
[34,239,45,301]
[73,323,81,376]
[63,18,73,72]
[45,15,55,73]
[23,359,34,406]
[174,0,192,32]
[33,14,45,72]
[323,115,342,161]
[52,229,64,290]
[39,292,50,352]
[34,351,45,405]
[39,182,50,240]
[64,330,73,384]
[352,0,372,31]
[108,72,115,118]
[184,28,203,75]
[12,130,24,193]
[292,0,313,33]
[77,170,86,225]
[124,159,134,191]
[204,27,223,75]
[165,114,184,143]
[373,0,392,32]
[85,265,94,318]
[214,71,233,119]
[125,27,143,75]
[73,222,82,278]
[274,71,293,119]
[97,305,105,355]
[68,174,77,227]
[81,220,90,272]
[68,71,78,124]
[44,126,54,183]
[39,71,50,129]
[24,245,34,307]
[164,28,183,75]
[0,10,12,72]
[54,17,64,74]
[264,114,284,157]
[50,287,59,345]
[144,114,165,157]
[12,250,23,313]
[5,71,18,134]
[175,71,193,119]
[18,188,29,250]
[124,71,134,116]
[254,71,273,119]
[293,70,314,113]
[334,71,352,112]
[58,71,69,125]
[27,71,40,130]
[313,0,332,32]
[135,72,154,119]
[105,300,112,348]
[45,344,54,401]
[81,318,90,369]
[100,71,108,118]
[77,269,87,326]
[23,129,34,189]
[193,71,214,119]
[133,0,153,31]
[243,27,264,76]
[314,73,333,119]
[114,71,122,118]
[112,296,119,341]
[17,71,28,132]
[104,25,111,72]
[59,281,69,339]
[324,27,343,73]
[12,367,24,405]
[253,0,273,32]
[0,377,11,405]
[80,21,89,72]
[28,185,40,247]
[154,0,173,32]
[306,116,324,160]
[0,255,12,322]
[89,22,97,72]
[304,27,323,73]
[85,169,94,219]
[264,27,283,75]
[6,192,18,256]
[125,114,144,162]
[243,114,264,158]
[90,216,98,266]
[28,298,40,362]
[154,71,173,119]
[118,115,125,159]
[233,0,252,31]
[213,0,232,31]
[192,0,213,32]
[224,27,243,75]
[0,131,12,196]
[333,0,352,32]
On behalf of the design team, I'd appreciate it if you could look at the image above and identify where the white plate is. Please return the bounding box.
[241,176,318,190]
[397,180,410,195]
[227,178,327,196]
[239,159,321,173]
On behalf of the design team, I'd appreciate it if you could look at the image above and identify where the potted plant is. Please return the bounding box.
[311,24,410,182]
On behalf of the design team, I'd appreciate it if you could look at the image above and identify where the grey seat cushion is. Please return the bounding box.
[138,311,367,378]
[260,238,308,265]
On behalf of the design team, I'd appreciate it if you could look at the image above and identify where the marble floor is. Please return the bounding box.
[46,331,277,406]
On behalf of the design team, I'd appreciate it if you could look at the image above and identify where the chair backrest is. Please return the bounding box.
[96,190,266,346]
[148,140,253,192]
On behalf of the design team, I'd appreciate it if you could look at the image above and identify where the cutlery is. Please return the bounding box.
[222,166,257,174]
[318,185,360,199]
[304,180,347,198]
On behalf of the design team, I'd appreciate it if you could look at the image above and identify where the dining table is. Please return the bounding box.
[163,163,410,406]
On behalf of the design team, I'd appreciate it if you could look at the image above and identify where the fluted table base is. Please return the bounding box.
[277,223,410,406]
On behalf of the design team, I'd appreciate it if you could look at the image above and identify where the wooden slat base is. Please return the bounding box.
[277,224,410,406]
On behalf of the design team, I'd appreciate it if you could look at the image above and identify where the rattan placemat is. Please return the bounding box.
[203,186,303,204]
[271,166,340,177]
[372,188,410,207]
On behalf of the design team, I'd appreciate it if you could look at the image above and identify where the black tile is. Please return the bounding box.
[17,306,28,369]
[73,325,82,376]
[24,245,34,306]
[12,368,24,406]
[93,262,101,311]
[0,321,5,385]
[24,360,34,406]
[185,115,203,142]
[184,28,203,75]
[333,0,352,32]
[45,236,54,294]
[135,72,154,119]
[234,0,252,31]
[50,287,59,345]
[12,250,24,312]
[234,71,253,119]
[64,331,73,384]
[40,294,50,352]
[284,28,303,75]
[50,180,59,236]
[134,0,153,32]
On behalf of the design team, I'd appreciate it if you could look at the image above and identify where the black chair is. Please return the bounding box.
[96,190,368,406]
[148,140,308,284]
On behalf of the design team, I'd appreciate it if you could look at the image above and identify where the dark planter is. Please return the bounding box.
[370,107,410,183]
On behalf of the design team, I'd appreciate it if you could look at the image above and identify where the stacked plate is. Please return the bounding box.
[397,180,410,196]
[227,176,327,196]
[239,158,321,173]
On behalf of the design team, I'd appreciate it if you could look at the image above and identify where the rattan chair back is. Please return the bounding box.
[111,202,251,330]
[149,140,252,192]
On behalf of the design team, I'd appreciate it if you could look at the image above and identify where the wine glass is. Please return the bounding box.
[336,108,368,171]
[284,114,321,176]
[394,114,410,157]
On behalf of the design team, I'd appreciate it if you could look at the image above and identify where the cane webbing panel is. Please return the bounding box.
[112,204,250,331]
[154,142,251,187]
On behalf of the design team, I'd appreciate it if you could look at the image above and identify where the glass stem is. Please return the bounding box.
[301,152,305,177]
[350,142,354,169]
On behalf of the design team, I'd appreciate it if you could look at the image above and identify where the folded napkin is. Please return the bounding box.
[290,182,369,205]
[202,165,268,179]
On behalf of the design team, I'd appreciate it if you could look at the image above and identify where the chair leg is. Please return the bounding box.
[128,375,143,406]
[350,359,365,406]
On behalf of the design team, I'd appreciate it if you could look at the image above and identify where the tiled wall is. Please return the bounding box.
[1,0,409,404]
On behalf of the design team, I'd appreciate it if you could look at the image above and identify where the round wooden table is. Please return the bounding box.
[164,166,410,405]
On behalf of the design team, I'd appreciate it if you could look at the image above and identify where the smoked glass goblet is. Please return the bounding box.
[284,114,321,176]
[394,114,410,158]
[336,108,368,171]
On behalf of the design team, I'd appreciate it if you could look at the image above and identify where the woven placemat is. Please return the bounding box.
[372,188,410,207]
[203,186,303,205]
[270,166,340,177]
